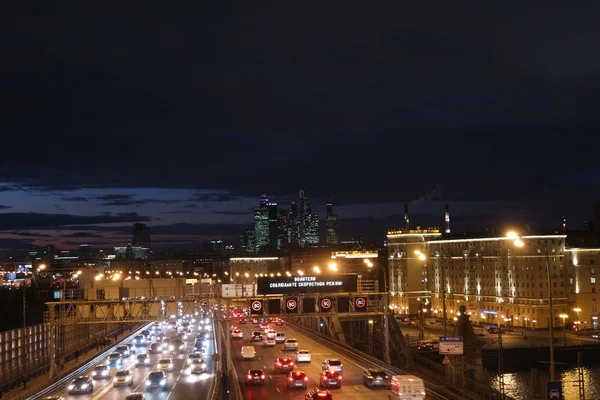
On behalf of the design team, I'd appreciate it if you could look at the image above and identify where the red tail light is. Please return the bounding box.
[322,376,327,381]
[247,374,252,380]
[288,377,293,381]
[261,374,265,379]
[317,394,327,397]
[337,375,343,380]
[290,362,294,366]
[304,376,308,381]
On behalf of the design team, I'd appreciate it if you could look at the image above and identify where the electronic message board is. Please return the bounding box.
[256,274,358,295]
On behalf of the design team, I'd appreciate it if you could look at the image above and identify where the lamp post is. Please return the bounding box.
[365,259,387,292]
[559,314,568,346]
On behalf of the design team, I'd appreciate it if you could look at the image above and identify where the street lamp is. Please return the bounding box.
[313,266,321,274]
[328,262,338,272]
[365,259,387,292]
[559,314,568,346]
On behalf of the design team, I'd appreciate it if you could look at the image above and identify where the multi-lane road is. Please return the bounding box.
[45,322,216,400]
[230,322,395,400]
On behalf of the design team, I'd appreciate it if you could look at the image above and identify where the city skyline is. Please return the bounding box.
[2,4,600,250]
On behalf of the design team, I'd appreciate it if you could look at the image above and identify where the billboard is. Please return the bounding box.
[256,274,358,295]
[221,284,256,297]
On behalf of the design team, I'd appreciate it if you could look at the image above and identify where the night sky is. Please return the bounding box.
[1,4,599,251]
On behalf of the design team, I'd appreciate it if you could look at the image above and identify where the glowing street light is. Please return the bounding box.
[297,270,304,276]
[559,313,568,346]
[328,262,338,272]
[313,266,321,274]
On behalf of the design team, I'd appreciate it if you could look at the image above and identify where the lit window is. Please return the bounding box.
[592,277,597,285]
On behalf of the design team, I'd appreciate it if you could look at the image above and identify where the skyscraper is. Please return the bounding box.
[278,209,289,249]
[325,197,338,244]
[299,189,312,246]
[132,223,151,248]
[254,195,270,253]
[305,213,320,244]
[267,201,278,250]
[288,201,300,246]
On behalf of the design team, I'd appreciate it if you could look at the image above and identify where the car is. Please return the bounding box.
[296,350,312,363]
[91,364,111,379]
[262,337,276,347]
[304,388,333,400]
[157,358,174,372]
[287,371,308,389]
[239,318,247,324]
[113,370,134,387]
[362,369,390,388]
[250,331,263,342]
[274,357,295,373]
[550,389,560,398]
[168,339,184,353]
[189,359,207,374]
[124,393,145,400]
[136,353,150,367]
[149,342,163,354]
[187,352,204,364]
[116,345,131,358]
[283,338,299,351]
[68,376,94,395]
[322,359,343,373]
[265,330,276,339]
[107,352,123,366]
[141,330,151,339]
[133,335,147,346]
[146,371,167,391]
[126,343,137,354]
[275,319,284,326]
[241,346,256,360]
[320,370,342,388]
[195,333,205,341]
[246,369,265,385]
[232,329,244,339]
[275,332,286,343]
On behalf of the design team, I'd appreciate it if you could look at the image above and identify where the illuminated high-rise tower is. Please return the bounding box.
[287,201,300,246]
[254,195,270,253]
[299,189,311,246]
[325,197,338,244]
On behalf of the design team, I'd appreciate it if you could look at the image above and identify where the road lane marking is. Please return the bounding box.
[276,387,280,392]
[354,385,361,390]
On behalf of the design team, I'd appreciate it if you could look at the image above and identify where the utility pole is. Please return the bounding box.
[440,252,448,337]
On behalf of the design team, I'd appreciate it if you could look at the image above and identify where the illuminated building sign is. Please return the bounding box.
[256,274,358,295]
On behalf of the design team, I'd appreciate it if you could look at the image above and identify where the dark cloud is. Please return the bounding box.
[61,196,89,202]
[12,231,52,238]
[0,212,151,230]
[0,205,11,209]
[0,238,41,251]
[211,210,250,216]
[60,232,103,238]
[184,204,199,209]
[151,223,249,237]
[191,193,237,203]
[0,186,20,192]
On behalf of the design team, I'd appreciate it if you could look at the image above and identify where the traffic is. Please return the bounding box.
[42,308,216,400]
[228,315,427,400]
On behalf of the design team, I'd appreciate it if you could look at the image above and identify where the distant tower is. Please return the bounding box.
[305,213,320,245]
[445,204,451,234]
[79,244,93,260]
[287,202,300,246]
[404,204,410,231]
[254,195,270,253]
[132,223,151,248]
[562,216,567,234]
[267,201,278,251]
[325,197,338,244]
[299,190,311,246]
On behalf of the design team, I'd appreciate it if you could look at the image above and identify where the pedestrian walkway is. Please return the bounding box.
[2,326,143,400]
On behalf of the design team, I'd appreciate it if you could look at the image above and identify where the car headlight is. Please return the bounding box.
[68,385,75,390]
[102,370,109,376]
[160,379,166,385]
[81,384,88,389]
[169,345,174,350]
[146,381,151,386]
[113,377,118,382]
[92,371,97,375]
[201,363,207,369]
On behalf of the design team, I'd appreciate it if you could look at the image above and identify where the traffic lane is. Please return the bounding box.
[230,324,388,400]
[47,332,215,400]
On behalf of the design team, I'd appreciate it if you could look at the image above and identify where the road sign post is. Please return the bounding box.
[546,381,562,400]
[439,336,464,355]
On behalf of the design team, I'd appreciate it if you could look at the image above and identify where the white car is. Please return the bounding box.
[157,359,174,372]
[265,330,276,339]
[262,337,276,347]
[241,346,256,360]
[295,350,311,363]
[189,360,207,374]
[232,329,244,339]
[113,370,134,387]
[275,332,286,343]
[283,338,299,351]
[187,353,204,365]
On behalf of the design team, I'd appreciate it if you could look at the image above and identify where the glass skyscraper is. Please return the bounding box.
[325,197,338,244]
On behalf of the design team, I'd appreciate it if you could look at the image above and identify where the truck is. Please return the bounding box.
[388,375,426,400]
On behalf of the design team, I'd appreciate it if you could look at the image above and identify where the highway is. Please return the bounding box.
[44,320,216,400]
[230,321,397,400]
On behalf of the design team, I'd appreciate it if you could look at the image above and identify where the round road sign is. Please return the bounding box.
[321,298,332,309]
[355,297,366,308]
[286,299,297,310]
[251,300,262,312]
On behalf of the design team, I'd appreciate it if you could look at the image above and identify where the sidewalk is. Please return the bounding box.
[3,325,144,400]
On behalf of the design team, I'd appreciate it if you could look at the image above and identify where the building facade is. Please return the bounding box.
[565,248,600,330]
[132,223,151,248]
[325,198,339,244]
[387,228,570,329]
